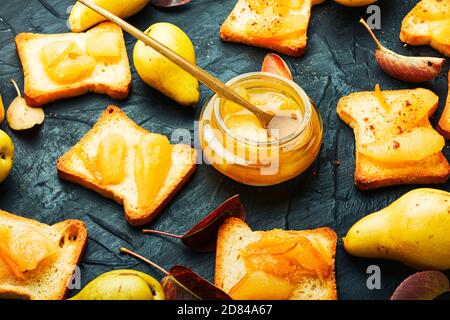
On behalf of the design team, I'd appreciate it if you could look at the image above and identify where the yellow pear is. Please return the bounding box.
[69,270,165,300]
[344,188,450,270]
[0,129,14,183]
[133,22,200,107]
[69,0,150,32]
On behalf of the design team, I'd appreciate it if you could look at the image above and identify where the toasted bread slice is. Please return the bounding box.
[57,106,197,226]
[437,72,450,138]
[400,0,450,57]
[15,22,131,107]
[0,210,87,300]
[215,217,337,300]
[220,0,325,57]
[337,88,450,190]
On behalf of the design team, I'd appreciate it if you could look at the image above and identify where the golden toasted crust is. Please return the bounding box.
[220,0,325,57]
[15,22,131,107]
[47,219,87,300]
[400,0,450,57]
[215,217,337,300]
[337,88,450,190]
[215,217,252,291]
[438,72,450,138]
[354,152,450,190]
[0,210,87,300]
[57,105,197,226]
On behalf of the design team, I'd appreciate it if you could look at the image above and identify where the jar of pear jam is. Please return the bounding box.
[199,72,323,186]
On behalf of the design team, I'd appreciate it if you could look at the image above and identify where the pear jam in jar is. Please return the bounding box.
[199,72,323,186]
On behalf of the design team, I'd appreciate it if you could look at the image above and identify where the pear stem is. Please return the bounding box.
[120,247,169,276]
[142,229,183,239]
[10,79,21,98]
[359,18,383,49]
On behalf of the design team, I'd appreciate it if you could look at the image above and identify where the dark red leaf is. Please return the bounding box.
[162,265,232,300]
[391,271,450,300]
[151,0,191,7]
[144,195,246,252]
[182,195,246,252]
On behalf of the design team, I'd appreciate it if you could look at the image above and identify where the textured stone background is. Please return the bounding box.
[0,0,449,300]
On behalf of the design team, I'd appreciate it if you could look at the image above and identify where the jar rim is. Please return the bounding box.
[212,72,313,147]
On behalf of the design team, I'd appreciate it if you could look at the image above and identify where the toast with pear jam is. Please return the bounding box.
[57,106,197,226]
[15,22,131,107]
[400,0,450,57]
[215,217,337,300]
[337,87,450,190]
[220,0,325,57]
[0,210,87,300]
[437,72,450,138]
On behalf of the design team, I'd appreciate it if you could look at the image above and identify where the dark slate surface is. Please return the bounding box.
[0,0,449,300]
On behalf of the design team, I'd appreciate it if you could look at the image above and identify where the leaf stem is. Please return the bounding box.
[120,247,204,300]
[10,79,21,98]
[142,229,183,239]
[359,18,383,49]
[120,247,169,276]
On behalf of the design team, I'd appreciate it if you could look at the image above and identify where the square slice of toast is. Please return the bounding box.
[15,22,131,107]
[220,0,325,57]
[400,0,450,57]
[0,210,87,300]
[57,105,197,226]
[337,88,450,190]
[215,217,337,300]
[437,72,450,138]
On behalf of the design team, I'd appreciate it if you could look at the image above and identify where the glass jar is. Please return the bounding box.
[199,72,323,186]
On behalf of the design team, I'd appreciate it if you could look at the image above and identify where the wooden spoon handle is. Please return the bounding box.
[76,0,264,119]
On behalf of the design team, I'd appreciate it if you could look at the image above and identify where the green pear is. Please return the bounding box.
[344,188,450,270]
[70,270,165,300]
[133,23,200,107]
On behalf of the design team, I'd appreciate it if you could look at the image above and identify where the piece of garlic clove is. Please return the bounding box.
[261,53,293,80]
[376,48,445,83]
[360,19,445,83]
[6,80,45,131]
[0,94,4,123]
